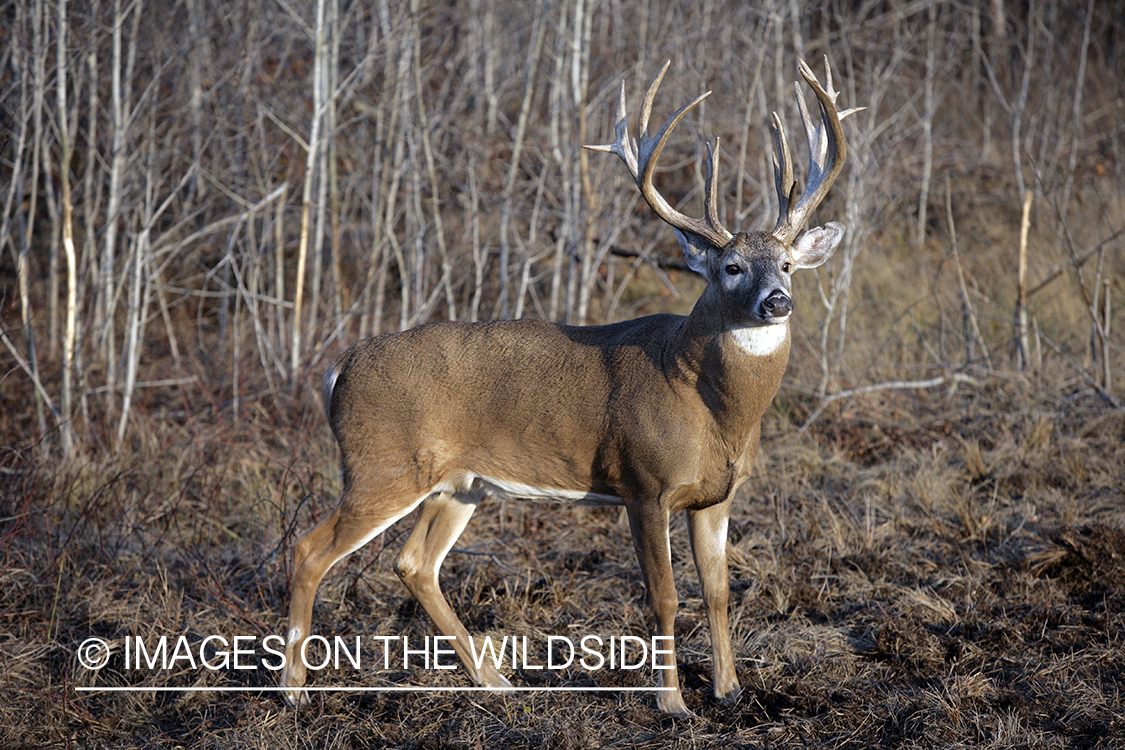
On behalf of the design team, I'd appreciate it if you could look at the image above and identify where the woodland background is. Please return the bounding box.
[1,0,1124,747]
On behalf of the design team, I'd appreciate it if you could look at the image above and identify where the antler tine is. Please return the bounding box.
[770,111,795,229]
[771,56,862,245]
[637,60,670,144]
[586,79,641,179]
[703,139,724,238]
[586,62,733,249]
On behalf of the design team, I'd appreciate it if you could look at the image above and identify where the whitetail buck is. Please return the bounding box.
[280,57,859,715]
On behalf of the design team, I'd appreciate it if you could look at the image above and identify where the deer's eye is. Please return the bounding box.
[725,264,742,276]
[781,262,792,273]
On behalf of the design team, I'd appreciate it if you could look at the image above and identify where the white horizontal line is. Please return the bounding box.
[74,686,674,693]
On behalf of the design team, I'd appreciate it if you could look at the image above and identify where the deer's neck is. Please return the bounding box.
[671,303,791,439]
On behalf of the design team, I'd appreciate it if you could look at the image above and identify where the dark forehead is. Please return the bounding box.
[724,230,785,259]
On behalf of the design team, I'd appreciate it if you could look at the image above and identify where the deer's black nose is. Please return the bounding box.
[761,290,792,319]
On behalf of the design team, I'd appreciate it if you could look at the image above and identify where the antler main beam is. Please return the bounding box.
[771,56,864,245]
[585,61,733,249]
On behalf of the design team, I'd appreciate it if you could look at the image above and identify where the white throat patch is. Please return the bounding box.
[730,322,789,357]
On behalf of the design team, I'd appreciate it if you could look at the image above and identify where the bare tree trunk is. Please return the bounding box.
[1009,0,1035,201]
[117,110,160,448]
[916,0,939,250]
[186,0,204,205]
[1013,191,1032,370]
[573,0,598,325]
[22,0,50,445]
[305,0,336,350]
[497,0,549,319]
[469,157,485,323]
[291,0,329,375]
[1101,279,1112,391]
[547,0,571,322]
[328,0,343,325]
[82,15,103,399]
[409,0,455,322]
[57,0,78,458]
[1058,0,1093,216]
[99,0,139,405]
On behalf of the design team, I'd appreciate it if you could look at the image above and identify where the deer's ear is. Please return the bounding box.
[792,221,844,269]
[674,228,713,276]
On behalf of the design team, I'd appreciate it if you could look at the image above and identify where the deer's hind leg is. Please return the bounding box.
[280,474,427,707]
[394,489,512,689]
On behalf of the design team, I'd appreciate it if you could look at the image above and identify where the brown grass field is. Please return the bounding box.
[2,0,1124,747]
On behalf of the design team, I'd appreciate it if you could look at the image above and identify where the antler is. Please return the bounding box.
[585,61,733,249]
[771,56,863,245]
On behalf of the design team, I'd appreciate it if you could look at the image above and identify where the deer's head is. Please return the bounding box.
[586,58,862,335]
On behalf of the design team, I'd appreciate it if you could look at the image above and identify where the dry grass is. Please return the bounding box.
[2,369,1123,749]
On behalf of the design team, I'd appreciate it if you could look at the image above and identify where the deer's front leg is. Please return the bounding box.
[687,497,741,704]
[626,501,691,716]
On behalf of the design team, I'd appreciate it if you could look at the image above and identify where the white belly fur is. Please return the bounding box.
[437,474,624,507]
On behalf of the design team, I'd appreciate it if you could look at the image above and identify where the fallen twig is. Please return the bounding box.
[800,373,982,431]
